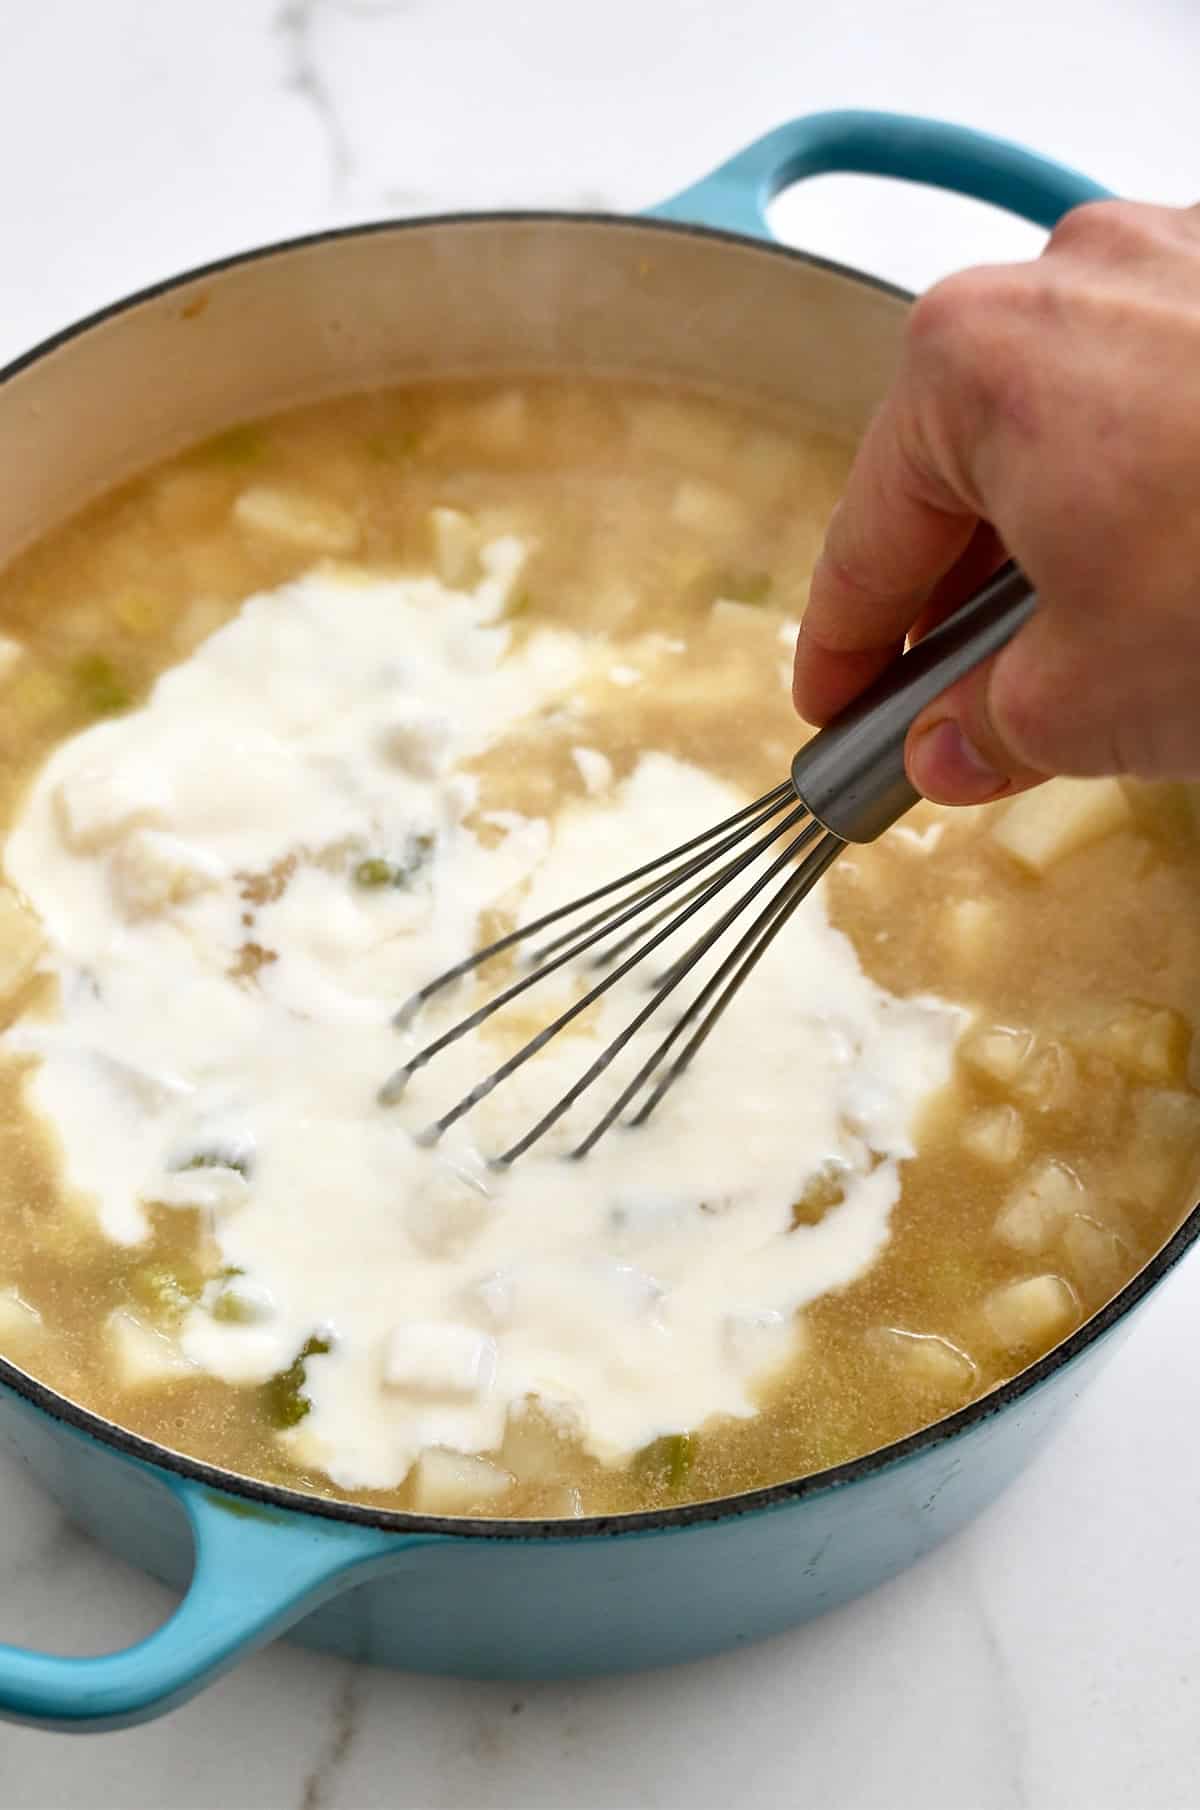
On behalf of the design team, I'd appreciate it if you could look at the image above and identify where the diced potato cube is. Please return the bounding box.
[475,534,529,618]
[430,507,481,587]
[409,1448,513,1514]
[629,399,736,469]
[994,1157,1083,1253]
[382,1322,496,1397]
[961,1104,1024,1168]
[1123,1087,1200,1206]
[671,480,747,539]
[983,1274,1079,1350]
[151,466,232,534]
[871,1326,976,1394]
[990,777,1132,874]
[1011,1040,1078,1114]
[152,1166,250,1216]
[571,746,613,797]
[110,829,225,920]
[943,897,999,961]
[0,1286,41,1341]
[54,760,172,854]
[232,485,359,556]
[1062,1214,1133,1294]
[960,1023,1035,1088]
[209,1276,276,1325]
[405,1163,494,1258]
[711,597,766,628]
[106,1308,195,1388]
[376,700,451,778]
[723,1308,806,1379]
[881,821,942,857]
[0,885,42,995]
[1084,1003,1191,1085]
[501,1405,575,1483]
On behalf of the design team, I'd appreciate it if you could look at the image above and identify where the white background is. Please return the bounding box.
[2,3,1200,1806]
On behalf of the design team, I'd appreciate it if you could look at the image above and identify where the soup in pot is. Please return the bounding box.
[0,378,1197,1518]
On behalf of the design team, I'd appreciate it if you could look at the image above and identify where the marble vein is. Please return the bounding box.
[274,0,354,200]
[298,1662,365,1810]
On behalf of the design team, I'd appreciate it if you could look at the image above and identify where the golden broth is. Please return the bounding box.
[0,377,1197,1517]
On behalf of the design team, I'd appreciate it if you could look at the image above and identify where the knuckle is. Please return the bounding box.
[907,266,1031,378]
[906,268,1041,462]
[908,269,992,354]
[1048,198,1160,260]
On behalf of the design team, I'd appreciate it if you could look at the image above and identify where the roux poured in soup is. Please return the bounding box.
[0,379,1197,1519]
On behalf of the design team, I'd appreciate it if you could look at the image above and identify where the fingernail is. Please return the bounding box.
[909,718,1008,804]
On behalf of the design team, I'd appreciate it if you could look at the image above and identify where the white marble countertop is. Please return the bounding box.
[3,2,1200,1804]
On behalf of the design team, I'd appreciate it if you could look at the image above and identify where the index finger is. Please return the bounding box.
[792,373,979,725]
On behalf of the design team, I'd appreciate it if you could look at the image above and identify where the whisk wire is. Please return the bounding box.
[568,831,842,1159]
[628,832,844,1128]
[391,779,795,1029]
[521,783,799,969]
[380,561,1040,1161]
[392,799,814,1147]
[381,786,806,1106]
[499,821,834,1165]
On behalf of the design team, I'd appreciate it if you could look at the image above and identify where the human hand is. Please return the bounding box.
[792,199,1200,805]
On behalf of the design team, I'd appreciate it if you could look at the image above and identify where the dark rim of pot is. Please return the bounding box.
[0,208,1197,1543]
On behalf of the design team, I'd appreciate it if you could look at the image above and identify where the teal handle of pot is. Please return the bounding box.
[648,109,1111,239]
[0,1473,412,1731]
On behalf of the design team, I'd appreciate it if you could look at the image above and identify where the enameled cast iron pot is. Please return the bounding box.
[0,110,1190,1734]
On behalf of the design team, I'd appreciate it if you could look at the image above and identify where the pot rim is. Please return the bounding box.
[1,206,1196,1543]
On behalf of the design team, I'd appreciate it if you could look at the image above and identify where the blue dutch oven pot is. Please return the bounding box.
[0,111,1181,1734]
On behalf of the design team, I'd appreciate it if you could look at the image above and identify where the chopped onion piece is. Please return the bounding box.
[983,1274,1079,1350]
[409,1448,513,1513]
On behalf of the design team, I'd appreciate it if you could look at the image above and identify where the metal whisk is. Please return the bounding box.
[381,564,1036,1164]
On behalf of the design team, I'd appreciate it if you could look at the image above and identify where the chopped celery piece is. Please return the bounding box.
[353,834,435,892]
[211,1290,251,1324]
[638,1431,696,1492]
[265,1333,331,1428]
[181,1148,251,1178]
[354,857,394,888]
[128,1259,205,1323]
[197,425,264,467]
[72,653,131,717]
[715,571,771,606]
[211,1276,269,1325]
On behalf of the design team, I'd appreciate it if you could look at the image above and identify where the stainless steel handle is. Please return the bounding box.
[790,562,1037,844]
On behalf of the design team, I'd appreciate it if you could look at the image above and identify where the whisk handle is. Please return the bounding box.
[790,562,1037,843]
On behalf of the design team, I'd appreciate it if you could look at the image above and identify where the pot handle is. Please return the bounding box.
[647,109,1111,240]
[0,1472,414,1731]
